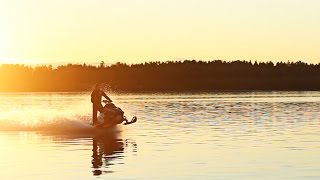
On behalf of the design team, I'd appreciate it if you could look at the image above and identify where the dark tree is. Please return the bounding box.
[0,60,320,92]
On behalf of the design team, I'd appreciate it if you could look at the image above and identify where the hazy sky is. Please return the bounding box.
[0,0,320,64]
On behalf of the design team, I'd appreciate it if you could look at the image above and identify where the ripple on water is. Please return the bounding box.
[1,92,320,179]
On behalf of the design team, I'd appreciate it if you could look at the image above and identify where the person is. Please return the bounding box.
[91,83,112,125]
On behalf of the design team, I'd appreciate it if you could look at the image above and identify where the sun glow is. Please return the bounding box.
[1,0,320,64]
[0,31,21,65]
[0,57,36,65]
[0,31,37,65]
[0,31,8,64]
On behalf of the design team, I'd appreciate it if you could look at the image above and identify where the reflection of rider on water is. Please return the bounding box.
[91,83,112,125]
[91,136,124,175]
[91,134,137,176]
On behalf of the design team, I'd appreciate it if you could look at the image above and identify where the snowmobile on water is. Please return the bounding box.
[94,100,137,128]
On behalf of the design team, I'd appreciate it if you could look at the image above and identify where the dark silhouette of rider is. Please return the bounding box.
[91,83,112,125]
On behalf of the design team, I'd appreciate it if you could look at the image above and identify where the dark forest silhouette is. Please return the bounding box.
[1,60,320,92]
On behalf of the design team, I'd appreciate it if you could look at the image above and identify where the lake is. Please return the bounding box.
[0,92,319,179]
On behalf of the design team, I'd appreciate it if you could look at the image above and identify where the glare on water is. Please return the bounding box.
[0,91,320,179]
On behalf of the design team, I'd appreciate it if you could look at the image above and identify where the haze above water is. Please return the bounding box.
[0,92,319,179]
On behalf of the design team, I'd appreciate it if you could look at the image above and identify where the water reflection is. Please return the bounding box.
[91,132,137,176]
[27,129,138,177]
[1,92,320,179]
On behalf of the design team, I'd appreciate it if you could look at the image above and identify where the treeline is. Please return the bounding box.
[1,60,320,92]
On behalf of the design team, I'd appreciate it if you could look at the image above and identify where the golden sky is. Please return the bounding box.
[0,0,320,65]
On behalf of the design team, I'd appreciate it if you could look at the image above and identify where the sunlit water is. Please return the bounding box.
[0,92,320,179]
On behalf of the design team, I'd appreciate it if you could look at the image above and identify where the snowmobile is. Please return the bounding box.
[95,100,137,128]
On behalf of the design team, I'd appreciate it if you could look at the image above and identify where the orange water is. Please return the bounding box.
[0,92,319,179]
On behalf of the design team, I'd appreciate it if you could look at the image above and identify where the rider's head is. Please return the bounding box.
[95,83,102,90]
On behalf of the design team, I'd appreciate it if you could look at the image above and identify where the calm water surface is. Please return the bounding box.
[0,92,319,179]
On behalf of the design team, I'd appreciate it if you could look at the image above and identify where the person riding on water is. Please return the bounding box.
[91,83,112,125]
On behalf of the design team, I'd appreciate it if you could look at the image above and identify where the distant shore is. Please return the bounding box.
[1,60,320,92]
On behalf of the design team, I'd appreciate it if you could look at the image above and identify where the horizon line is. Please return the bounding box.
[0,59,317,67]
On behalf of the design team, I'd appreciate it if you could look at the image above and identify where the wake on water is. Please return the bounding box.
[0,118,92,132]
[0,116,123,135]
[0,93,124,134]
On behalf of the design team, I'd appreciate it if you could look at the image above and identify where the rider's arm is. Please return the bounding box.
[102,91,112,102]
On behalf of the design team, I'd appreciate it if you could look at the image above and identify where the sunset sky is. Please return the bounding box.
[0,0,319,65]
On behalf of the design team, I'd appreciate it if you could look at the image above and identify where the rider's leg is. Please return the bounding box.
[92,104,98,125]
